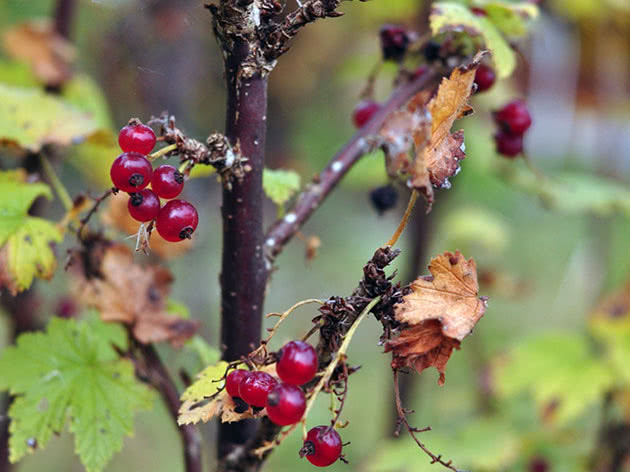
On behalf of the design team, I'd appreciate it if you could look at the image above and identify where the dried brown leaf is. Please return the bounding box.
[2,20,75,86]
[385,250,488,385]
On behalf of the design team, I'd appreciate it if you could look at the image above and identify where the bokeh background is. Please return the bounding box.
[1,0,630,471]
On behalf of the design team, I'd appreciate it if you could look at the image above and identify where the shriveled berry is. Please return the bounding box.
[276,341,318,386]
[352,100,381,128]
[494,130,523,158]
[226,369,250,398]
[110,152,153,192]
[118,122,157,155]
[474,64,496,93]
[370,184,398,214]
[155,200,199,242]
[128,189,160,222]
[493,99,532,135]
[238,371,277,407]
[380,24,410,61]
[152,165,184,199]
[300,426,343,467]
[265,383,306,426]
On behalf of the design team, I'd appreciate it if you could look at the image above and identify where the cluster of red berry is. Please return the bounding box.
[493,100,532,157]
[109,122,199,242]
[225,341,343,467]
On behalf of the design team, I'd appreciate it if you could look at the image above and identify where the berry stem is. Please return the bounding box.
[385,189,419,248]
[39,155,73,211]
[148,143,178,161]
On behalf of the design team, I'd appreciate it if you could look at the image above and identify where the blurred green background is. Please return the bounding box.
[1,0,630,471]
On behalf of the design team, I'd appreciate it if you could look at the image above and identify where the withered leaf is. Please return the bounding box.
[70,241,198,346]
[2,20,75,86]
[385,250,487,385]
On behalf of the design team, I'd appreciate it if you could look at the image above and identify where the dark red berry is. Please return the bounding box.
[300,426,343,467]
[370,184,398,214]
[352,100,381,128]
[110,152,153,192]
[423,40,442,62]
[55,297,77,319]
[494,130,523,157]
[265,383,306,426]
[128,189,160,222]
[380,24,410,61]
[474,64,496,93]
[226,369,250,398]
[412,65,428,80]
[118,122,157,155]
[528,456,549,472]
[238,371,278,407]
[155,200,199,242]
[152,165,184,199]
[493,100,532,135]
[276,341,318,386]
[470,6,487,16]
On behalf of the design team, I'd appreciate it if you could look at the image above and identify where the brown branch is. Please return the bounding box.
[263,69,441,263]
[137,344,203,472]
[53,0,77,40]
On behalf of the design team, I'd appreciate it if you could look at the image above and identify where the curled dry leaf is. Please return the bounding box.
[385,250,488,385]
[69,238,199,346]
[101,191,193,259]
[178,364,279,426]
[2,20,75,86]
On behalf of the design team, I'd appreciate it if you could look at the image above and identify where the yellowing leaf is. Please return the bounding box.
[484,2,540,37]
[181,361,229,403]
[0,83,98,152]
[385,251,487,385]
[0,170,62,294]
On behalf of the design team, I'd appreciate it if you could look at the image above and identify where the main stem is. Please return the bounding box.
[219,38,268,463]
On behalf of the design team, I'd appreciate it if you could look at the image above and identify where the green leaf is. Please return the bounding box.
[441,206,510,254]
[0,170,62,294]
[180,360,229,403]
[0,60,38,87]
[590,316,630,385]
[66,130,118,189]
[62,74,114,130]
[430,2,516,78]
[481,1,539,37]
[263,168,301,207]
[495,333,615,424]
[0,317,154,472]
[0,83,99,152]
[187,337,221,366]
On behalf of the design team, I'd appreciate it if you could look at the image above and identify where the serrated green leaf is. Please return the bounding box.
[0,317,153,472]
[0,83,99,152]
[62,74,113,130]
[263,168,301,207]
[481,1,539,36]
[430,2,516,78]
[495,333,615,424]
[0,170,62,294]
[180,361,229,403]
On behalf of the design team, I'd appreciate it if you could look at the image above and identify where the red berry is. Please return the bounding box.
[470,6,486,16]
[265,383,306,426]
[300,426,343,467]
[152,165,184,199]
[128,189,160,222]
[352,100,381,128]
[494,130,523,157]
[226,369,250,398]
[528,456,549,472]
[155,200,199,242]
[110,152,153,192]
[238,371,277,407]
[412,65,428,80]
[474,64,496,93]
[118,123,157,155]
[276,341,318,386]
[380,24,410,61]
[493,100,532,135]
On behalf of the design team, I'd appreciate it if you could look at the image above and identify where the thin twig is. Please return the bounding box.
[385,190,419,247]
[39,155,73,211]
[77,189,114,237]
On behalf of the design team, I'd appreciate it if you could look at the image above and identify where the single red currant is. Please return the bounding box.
[528,456,549,472]
[474,64,496,93]
[276,341,318,386]
[238,371,278,408]
[265,383,306,426]
[379,24,410,61]
[226,369,251,398]
[470,6,487,16]
[412,65,428,80]
[352,100,381,128]
[110,152,153,192]
[152,165,185,199]
[118,122,157,155]
[494,130,523,157]
[493,100,532,135]
[300,426,343,467]
[155,200,199,242]
[128,189,160,222]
